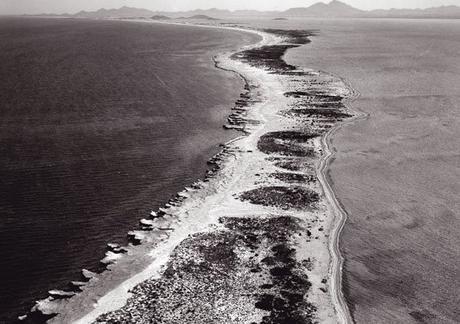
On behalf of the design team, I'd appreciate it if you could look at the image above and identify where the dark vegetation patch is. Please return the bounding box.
[222,217,317,324]
[96,231,252,323]
[284,92,343,102]
[277,71,312,76]
[239,186,319,210]
[269,173,316,184]
[275,160,302,171]
[303,95,343,103]
[287,108,352,120]
[267,157,313,172]
[258,131,318,157]
[231,45,298,72]
[231,29,315,73]
[220,216,300,244]
[260,131,318,141]
[262,29,316,45]
[284,91,311,98]
[96,216,316,323]
[299,102,345,109]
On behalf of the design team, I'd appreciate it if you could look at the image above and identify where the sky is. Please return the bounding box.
[1,0,460,15]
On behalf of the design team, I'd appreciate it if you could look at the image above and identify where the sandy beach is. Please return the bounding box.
[27,22,357,324]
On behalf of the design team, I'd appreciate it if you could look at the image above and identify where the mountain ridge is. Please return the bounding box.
[284,0,364,17]
[33,1,460,19]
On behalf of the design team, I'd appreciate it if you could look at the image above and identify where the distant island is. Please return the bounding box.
[185,15,220,20]
[150,15,171,21]
[31,1,460,19]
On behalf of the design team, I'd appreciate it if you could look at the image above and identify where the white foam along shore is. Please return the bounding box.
[29,20,356,324]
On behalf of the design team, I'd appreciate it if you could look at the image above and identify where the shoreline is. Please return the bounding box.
[317,82,363,324]
[26,20,356,324]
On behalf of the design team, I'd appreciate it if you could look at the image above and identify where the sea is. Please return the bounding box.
[0,17,258,322]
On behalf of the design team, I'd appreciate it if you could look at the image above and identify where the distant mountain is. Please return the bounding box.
[151,15,171,20]
[283,0,364,17]
[73,6,154,19]
[185,15,220,20]
[35,1,460,20]
[182,8,231,17]
[231,10,278,17]
[369,5,460,19]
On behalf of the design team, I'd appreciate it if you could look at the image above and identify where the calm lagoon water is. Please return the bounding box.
[232,16,460,323]
[285,18,460,323]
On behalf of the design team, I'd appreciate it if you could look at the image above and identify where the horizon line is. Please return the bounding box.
[4,0,460,17]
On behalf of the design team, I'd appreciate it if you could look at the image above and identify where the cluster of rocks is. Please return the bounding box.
[23,135,240,321]
[206,147,234,178]
[127,207,182,247]
[223,76,261,132]
[20,267,101,323]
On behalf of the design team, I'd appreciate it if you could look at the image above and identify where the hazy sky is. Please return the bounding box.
[2,0,460,15]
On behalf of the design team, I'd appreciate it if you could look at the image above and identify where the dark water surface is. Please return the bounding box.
[0,17,258,321]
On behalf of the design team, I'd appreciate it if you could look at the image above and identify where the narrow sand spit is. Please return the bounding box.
[28,23,357,324]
